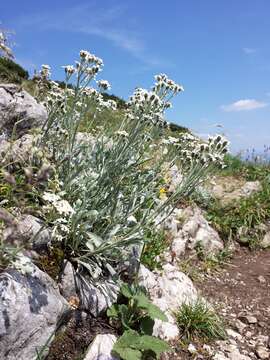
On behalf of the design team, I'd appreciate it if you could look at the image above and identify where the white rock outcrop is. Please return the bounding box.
[161,205,223,259]
[138,264,198,340]
[0,263,69,360]
[0,83,47,137]
[2,213,51,252]
[84,334,118,360]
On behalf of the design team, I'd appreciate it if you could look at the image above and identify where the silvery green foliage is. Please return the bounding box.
[0,28,13,58]
[37,50,228,280]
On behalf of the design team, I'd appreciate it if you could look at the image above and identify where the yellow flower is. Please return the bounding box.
[159,187,168,200]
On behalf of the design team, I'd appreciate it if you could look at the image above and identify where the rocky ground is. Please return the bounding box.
[165,247,270,360]
[1,82,270,360]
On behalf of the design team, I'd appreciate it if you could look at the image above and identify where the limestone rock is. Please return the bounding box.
[138,264,197,340]
[207,176,261,206]
[0,263,69,360]
[238,315,257,325]
[84,334,118,360]
[59,260,119,317]
[58,260,77,300]
[255,346,270,359]
[260,232,270,249]
[3,214,51,252]
[0,83,47,137]
[162,205,223,258]
[0,134,36,164]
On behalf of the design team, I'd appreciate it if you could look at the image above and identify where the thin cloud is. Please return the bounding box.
[243,47,257,55]
[15,4,166,67]
[221,99,267,112]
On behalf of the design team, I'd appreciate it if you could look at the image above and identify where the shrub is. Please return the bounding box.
[0,57,29,83]
[176,299,226,341]
[29,51,228,283]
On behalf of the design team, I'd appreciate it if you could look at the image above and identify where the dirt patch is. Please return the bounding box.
[165,247,270,359]
[197,247,270,319]
[46,312,117,360]
[46,248,270,360]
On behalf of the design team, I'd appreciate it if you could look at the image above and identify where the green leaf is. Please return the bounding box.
[120,283,134,299]
[134,294,168,322]
[138,335,171,357]
[119,304,132,330]
[107,304,119,318]
[87,232,103,248]
[113,347,142,360]
[113,330,142,360]
[140,316,154,335]
[113,330,171,360]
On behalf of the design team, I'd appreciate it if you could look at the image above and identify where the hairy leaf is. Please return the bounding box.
[134,294,168,322]
[140,316,154,335]
[113,330,142,360]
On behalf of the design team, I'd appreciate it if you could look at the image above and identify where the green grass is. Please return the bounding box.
[203,153,270,249]
[141,229,169,271]
[0,57,29,84]
[221,154,270,182]
[206,179,270,249]
[176,300,226,341]
[179,247,232,281]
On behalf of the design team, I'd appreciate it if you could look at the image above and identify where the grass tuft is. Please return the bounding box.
[176,299,226,341]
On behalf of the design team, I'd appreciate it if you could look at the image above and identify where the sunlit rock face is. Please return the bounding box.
[0,83,47,137]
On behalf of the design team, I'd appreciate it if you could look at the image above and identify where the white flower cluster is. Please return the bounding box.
[36,51,117,115]
[153,73,184,94]
[178,134,229,167]
[127,88,167,126]
[161,133,229,169]
[40,64,51,80]
[43,192,74,216]
[97,80,111,91]
[0,30,13,58]
[81,87,117,111]
[79,50,103,66]
[127,74,184,127]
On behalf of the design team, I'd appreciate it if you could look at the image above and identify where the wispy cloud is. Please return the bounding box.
[15,3,166,67]
[243,47,257,55]
[221,99,267,112]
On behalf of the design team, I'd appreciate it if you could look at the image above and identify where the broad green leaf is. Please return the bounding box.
[138,335,171,357]
[119,304,132,330]
[113,347,142,360]
[134,294,168,322]
[120,283,134,299]
[113,330,142,360]
[107,304,119,318]
[140,316,154,335]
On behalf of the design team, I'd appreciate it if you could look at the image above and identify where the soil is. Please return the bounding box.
[46,247,270,360]
[165,246,270,359]
[46,312,117,360]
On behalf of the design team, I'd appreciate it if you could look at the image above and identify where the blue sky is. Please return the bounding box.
[1,0,270,152]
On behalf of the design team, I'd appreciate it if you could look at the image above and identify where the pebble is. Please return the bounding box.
[239,315,257,324]
[258,275,266,284]
[226,328,242,341]
[187,343,197,354]
[235,319,247,334]
[255,345,270,359]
